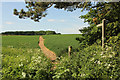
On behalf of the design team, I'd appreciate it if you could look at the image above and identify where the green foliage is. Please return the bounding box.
[77,2,120,47]
[12,2,120,79]
[2,35,40,49]
[53,44,120,79]
[13,2,91,22]
[43,34,81,57]
[46,31,56,35]
[35,31,46,35]
[2,47,52,80]
[2,35,54,79]
[2,34,120,79]
[2,30,58,35]
[106,33,120,53]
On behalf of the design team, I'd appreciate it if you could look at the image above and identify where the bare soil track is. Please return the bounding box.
[39,36,56,61]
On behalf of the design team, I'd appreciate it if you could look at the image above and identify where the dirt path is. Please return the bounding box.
[38,36,56,61]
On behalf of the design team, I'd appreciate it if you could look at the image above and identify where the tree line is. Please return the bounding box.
[1,31,61,35]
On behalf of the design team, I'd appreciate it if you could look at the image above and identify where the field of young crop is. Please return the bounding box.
[42,34,81,56]
[2,35,40,49]
[1,34,81,79]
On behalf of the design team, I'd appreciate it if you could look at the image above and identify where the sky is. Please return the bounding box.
[0,1,89,34]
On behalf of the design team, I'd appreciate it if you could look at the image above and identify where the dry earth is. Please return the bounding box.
[38,36,57,61]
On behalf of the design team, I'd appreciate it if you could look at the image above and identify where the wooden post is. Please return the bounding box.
[102,19,106,49]
[97,19,106,50]
[68,46,72,57]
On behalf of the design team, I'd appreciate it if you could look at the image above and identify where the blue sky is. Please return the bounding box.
[1,2,89,34]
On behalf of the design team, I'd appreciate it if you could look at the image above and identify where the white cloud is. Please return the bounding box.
[47,19,66,22]
[5,22,14,25]
[47,19,55,22]
[59,19,65,22]
[1,0,24,2]
[80,19,84,22]
[0,25,5,28]
[61,27,80,34]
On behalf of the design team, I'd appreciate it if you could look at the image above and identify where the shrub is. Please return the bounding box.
[53,44,120,79]
[2,47,53,80]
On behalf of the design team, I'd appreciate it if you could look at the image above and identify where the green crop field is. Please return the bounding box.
[42,34,81,56]
[2,34,81,79]
[2,35,40,49]
[2,34,81,56]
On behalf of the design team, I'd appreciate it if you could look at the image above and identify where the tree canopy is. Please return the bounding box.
[77,2,120,47]
[13,2,91,22]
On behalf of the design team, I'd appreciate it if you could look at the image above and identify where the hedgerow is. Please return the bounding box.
[53,43,120,79]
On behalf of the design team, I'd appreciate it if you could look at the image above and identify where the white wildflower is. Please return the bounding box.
[106,47,109,51]
[90,58,94,61]
[109,55,113,58]
[81,74,85,77]
[22,72,26,78]
[110,61,112,63]
[109,47,112,49]
[100,52,104,55]
[37,49,40,52]
[37,60,41,63]
[32,56,35,59]
[112,65,115,67]
[104,63,108,66]
[0,54,3,57]
[19,63,23,67]
[28,49,33,53]
[107,64,111,69]
[94,60,97,63]
[38,56,41,59]
[108,64,111,67]
[97,61,101,64]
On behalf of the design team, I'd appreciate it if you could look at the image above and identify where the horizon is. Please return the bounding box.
[1,30,82,35]
[1,2,89,34]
